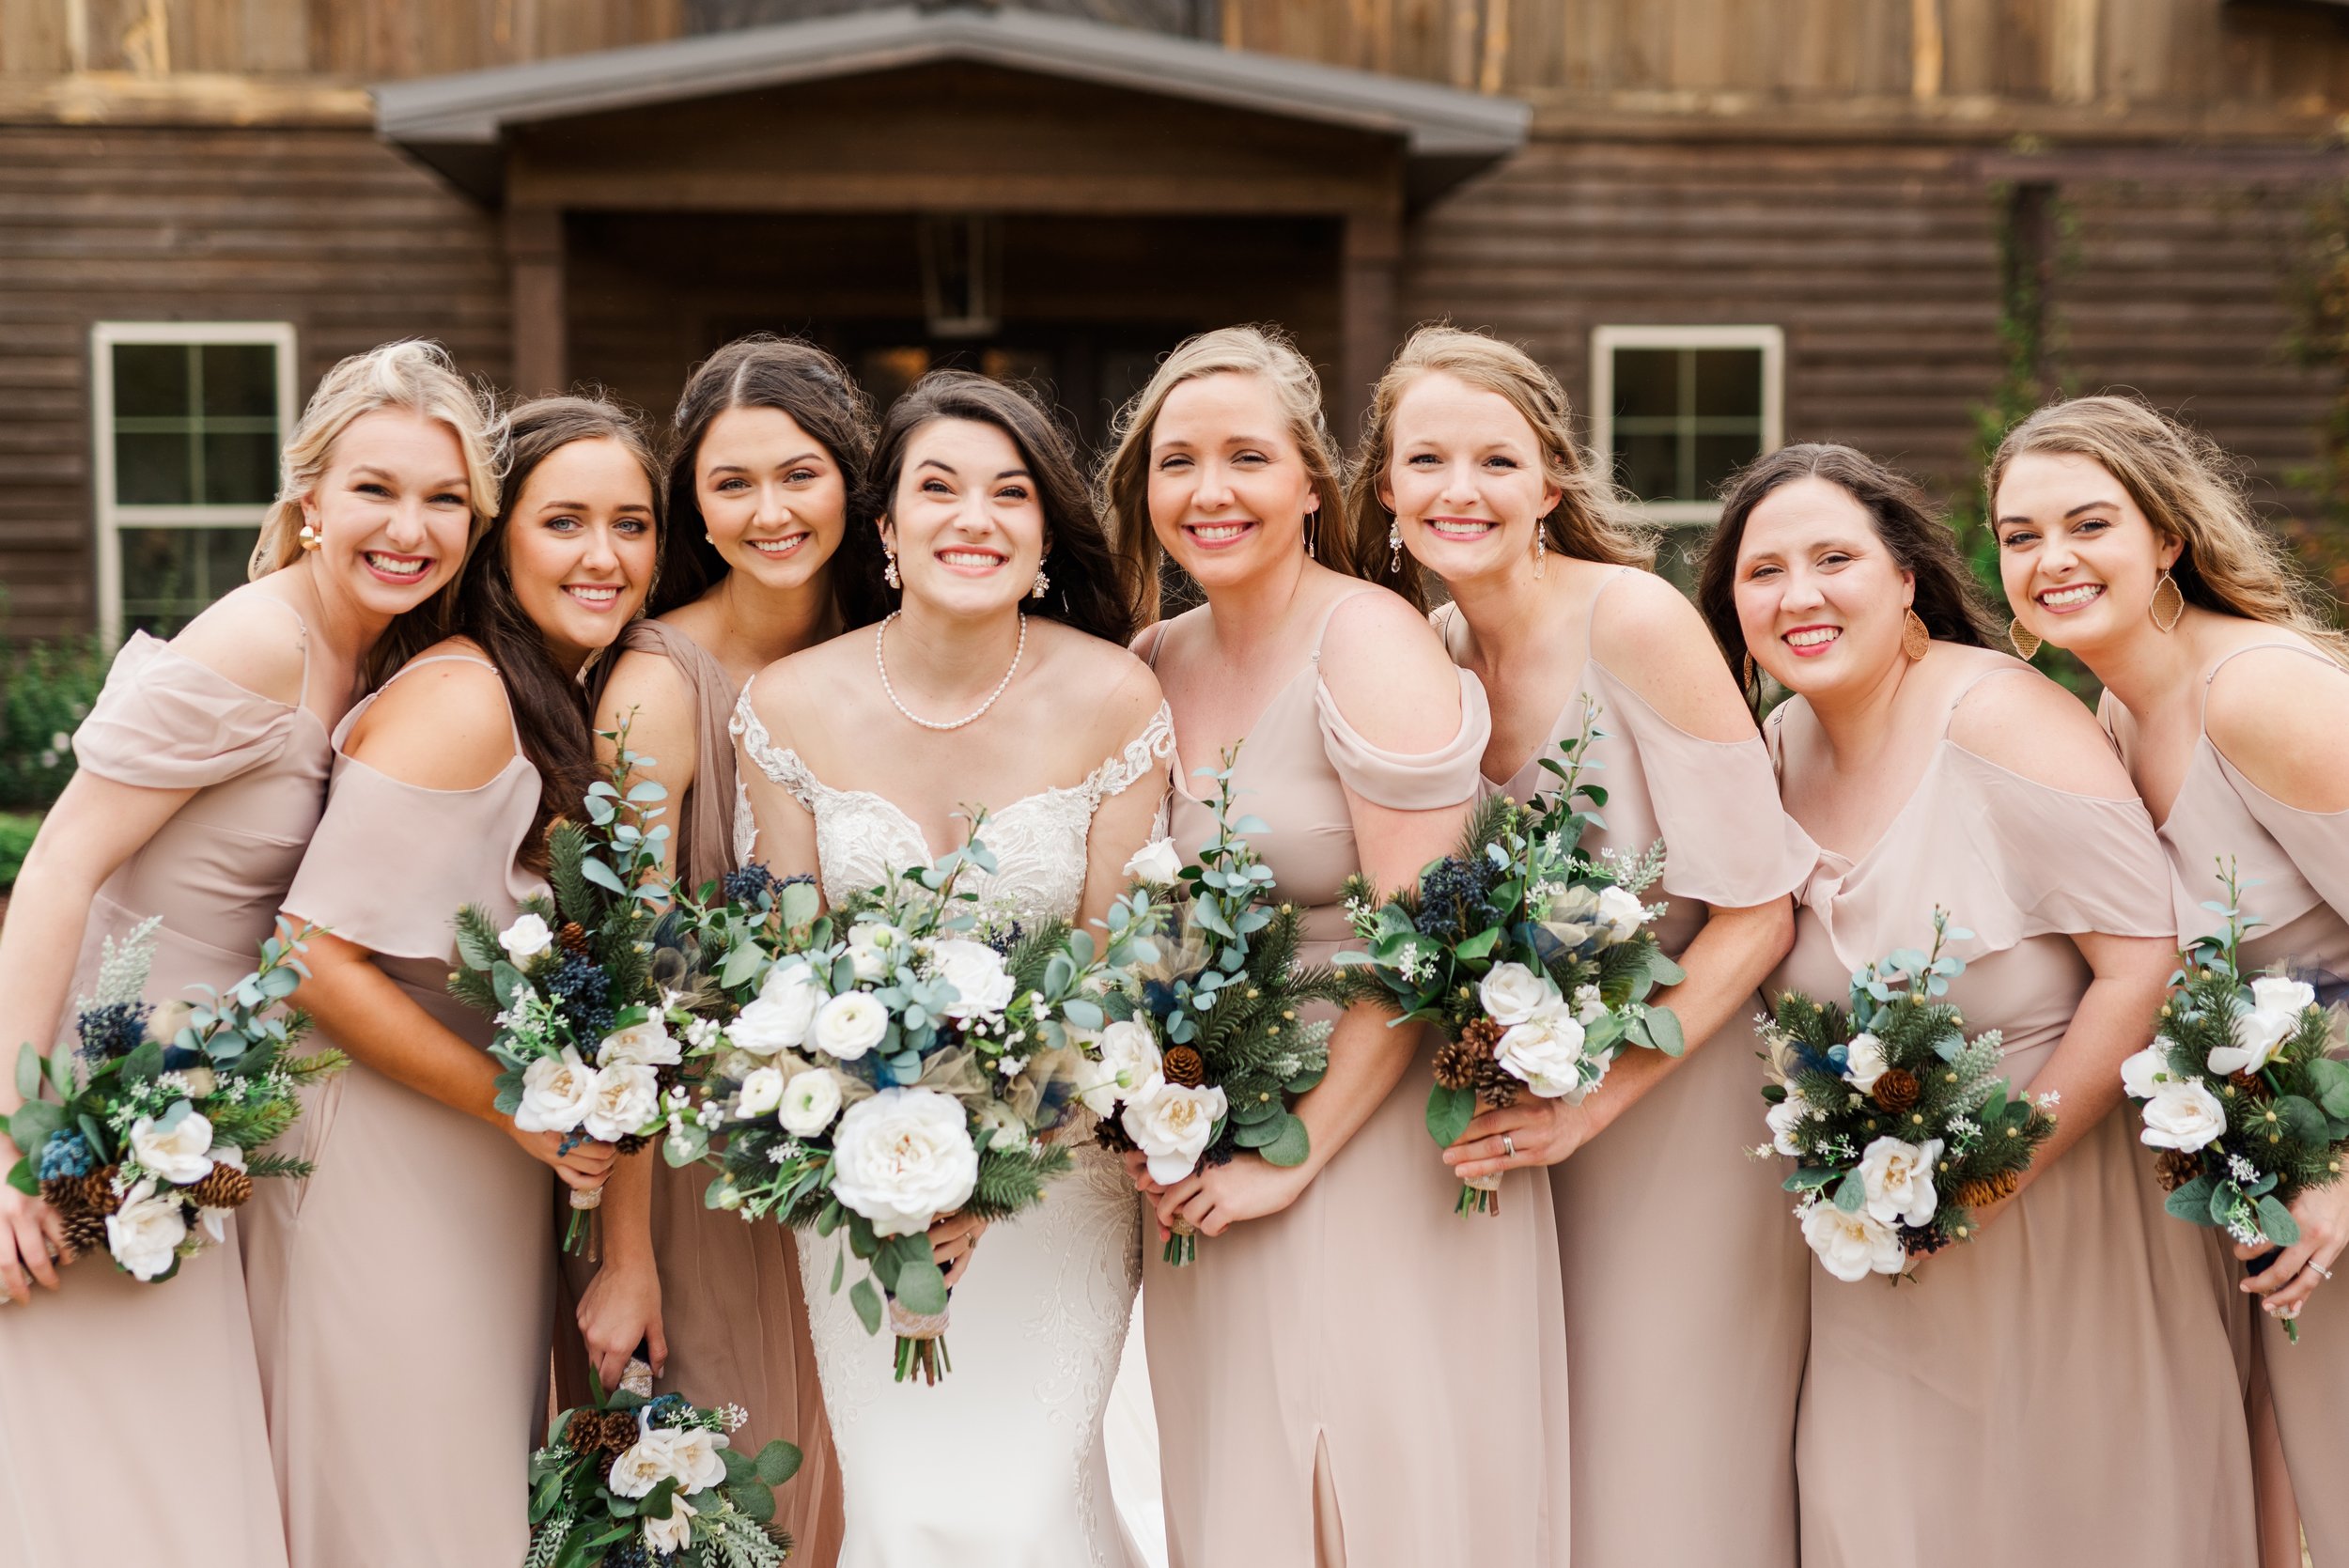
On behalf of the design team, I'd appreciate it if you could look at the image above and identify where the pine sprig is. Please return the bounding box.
[963,1141,1076,1221]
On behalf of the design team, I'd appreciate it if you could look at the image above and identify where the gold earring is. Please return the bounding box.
[1741,652,1756,689]
[1305,512,1318,561]
[1902,607,1931,662]
[2150,569,2185,633]
[298,522,320,551]
[2009,621,2042,660]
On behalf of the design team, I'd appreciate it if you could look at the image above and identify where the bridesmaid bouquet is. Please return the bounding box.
[1337,708,1686,1215]
[6,916,343,1282]
[528,1381,801,1567]
[673,825,1164,1383]
[1758,909,2055,1281]
[2123,869,2349,1342]
[1087,748,1343,1265]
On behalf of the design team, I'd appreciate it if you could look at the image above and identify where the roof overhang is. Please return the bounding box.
[374,3,1528,206]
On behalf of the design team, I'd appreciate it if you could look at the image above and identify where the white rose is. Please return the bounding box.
[582,1062,662,1142]
[2120,1039,2176,1101]
[1478,962,1561,1028]
[847,922,906,984]
[812,992,890,1062]
[2253,976,2319,1016]
[1121,1076,1229,1186]
[1079,1019,1163,1117]
[1801,1202,1906,1282]
[736,1066,786,1118]
[972,1099,1034,1156]
[608,1430,676,1498]
[127,1104,217,1185]
[1858,1135,1943,1227]
[1123,839,1184,888]
[2211,978,2317,1077]
[642,1496,696,1556]
[931,939,1017,1021]
[1595,885,1648,943]
[729,959,823,1055]
[513,1047,597,1134]
[829,1088,979,1236]
[662,1426,729,1493]
[2140,1077,2227,1153]
[1842,1032,1889,1094]
[1765,1090,1812,1157]
[105,1179,189,1281]
[779,1069,844,1138]
[597,1018,681,1069]
[1571,984,1607,1026]
[498,912,554,964]
[1494,1015,1591,1100]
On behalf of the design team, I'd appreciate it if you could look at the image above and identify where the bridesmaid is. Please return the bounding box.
[243,396,659,1566]
[0,340,492,1568]
[1353,326,1806,1565]
[1992,395,2349,1565]
[1699,442,2257,1566]
[567,336,870,1565]
[1111,325,1570,1566]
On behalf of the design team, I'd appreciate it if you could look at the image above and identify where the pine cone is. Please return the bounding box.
[59,1206,109,1261]
[2229,1069,2268,1100]
[1461,1016,1504,1057]
[1092,1117,1137,1155]
[558,921,593,956]
[1432,1037,1484,1093]
[78,1169,123,1216]
[1163,1046,1206,1090]
[1872,1067,1921,1113]
[1953,1169,2021,1209]
[1472,1052,1521,1110]
[186,1164,255,1210]
[39,1176,84,1214]
[2154,1149,2202,1193]
[566,1407,637,1457]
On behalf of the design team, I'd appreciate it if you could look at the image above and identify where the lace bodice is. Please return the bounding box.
[731,694,1174,925]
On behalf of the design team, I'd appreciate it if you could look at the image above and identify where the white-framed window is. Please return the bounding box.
[90,322,298,646]
[1590,325,1784,525]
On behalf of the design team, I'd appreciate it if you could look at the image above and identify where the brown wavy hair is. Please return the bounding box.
[1346,325,1655,612]
[1696,443,1999,697]
[1989,394,2349,666]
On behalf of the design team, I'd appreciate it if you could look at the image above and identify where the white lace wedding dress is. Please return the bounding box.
[733,694,1174,1568]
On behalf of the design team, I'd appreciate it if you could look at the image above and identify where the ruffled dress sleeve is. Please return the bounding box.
[1314,668,1491,810]
[73,632,299,789]
[2213,756,2349,920]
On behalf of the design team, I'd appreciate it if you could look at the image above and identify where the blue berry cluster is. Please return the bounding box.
[74,999,153,1063]
[38,1130,94,1181]
[1412,854,1499,945]
[545,952,614,1047]
[721,862,781,904]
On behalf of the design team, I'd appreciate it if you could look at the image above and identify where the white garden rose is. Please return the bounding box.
[736,1066,786,1118]
[778,1069,844,1137]
[1858,1135,1943,1227]
[846,922,906,984]
[498,912,554,964]
[2120,1039,2176,1101]
[2253,975,2319,1016]
[643,1497,696,1556]
[127,1104,217,1185]
[582,1062,662,1142]
[1765,1090,1812,1157]
[1494,1015,1591,1100]
[829,1087,979,1235]
[2140,1077,2227,1152]
[662,1426,729,1493]
[607,1432,676,1498]
[1478,962,1560,1028]
[812,992,890,1062]
[105,1179,189,1281]
[1078,1018,1163,1117]
[729,959,823,1055]
[1842,1032,1889,1094]
[597,1018,681,1069]
[1595,885,1648,943]
[2211,977,2318,1077]
[512,1047,596,1133]
[1800,1201,1906,1282]
[1121,1077,1229,1186]
[931,939,1017,1021]
[1122,838,1184,888]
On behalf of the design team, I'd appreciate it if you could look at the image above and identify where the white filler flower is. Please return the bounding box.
[829,1087,979,1236]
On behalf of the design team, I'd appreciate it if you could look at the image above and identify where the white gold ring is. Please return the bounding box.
[2312,1261,2334,1281]
[1501,1134,1517,1158]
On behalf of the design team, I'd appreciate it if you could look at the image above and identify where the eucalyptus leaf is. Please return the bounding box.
[894,1256,949,1316]
[1258,1113,1311,1168]
[2256,1195,2302,1248]
[849,1275,883,1336]
[1834,1169,1866,1214]
[13,1045,40,1103]
[1424,1083,1476,1147]
[755,1439,803,1486]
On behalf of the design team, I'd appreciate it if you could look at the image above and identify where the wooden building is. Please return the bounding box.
[5,0,2349,641]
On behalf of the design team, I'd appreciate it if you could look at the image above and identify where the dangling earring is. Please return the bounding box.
[1741,652,1756,689]
[2009,621,2042,660]
[1901,607,1931,662]
[1031,567,1050,600]
[1387,520,1403,574]
[2150,568,2185,633]
[1305,511,1318,561]
[298,520,320,551]
[883,549,901,590]
[1532,528,1547,579]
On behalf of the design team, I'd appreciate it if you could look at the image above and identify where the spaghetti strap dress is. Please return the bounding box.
[1141,594,1572,1568]
[0,608,324,1568]
[2109,639,2349,1566]
[1437,566,1815,1567]
[1772,663,2257,1568]
[240,653,555,1568]
[554,618,846,1565]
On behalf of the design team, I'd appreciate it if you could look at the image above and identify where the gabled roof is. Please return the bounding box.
[374,2,1528,202]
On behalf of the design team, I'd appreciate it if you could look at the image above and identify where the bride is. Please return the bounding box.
[733,369,1171,1567]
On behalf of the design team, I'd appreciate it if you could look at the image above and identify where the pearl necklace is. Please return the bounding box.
[874,611,1027,731]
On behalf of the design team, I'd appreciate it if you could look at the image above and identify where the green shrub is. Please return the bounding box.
[0,813,40,892]
[0,636,112,811]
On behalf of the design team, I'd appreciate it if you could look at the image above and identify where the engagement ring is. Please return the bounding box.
[1502,1134,1517,1158]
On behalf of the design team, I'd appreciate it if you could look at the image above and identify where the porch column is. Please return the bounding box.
[506,204,567,396]
[1337,205,1403,442]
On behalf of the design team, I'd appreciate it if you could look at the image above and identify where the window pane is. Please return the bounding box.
[115,431,195,505]
[1616,432,1680,501]
[1611,349,1680,420]
[202,430,278,505]
[1695,432,1764,494]
[119,526,257,637]
[199,344,278,419]
[1692,349,1765,417]
[112,343,192,419]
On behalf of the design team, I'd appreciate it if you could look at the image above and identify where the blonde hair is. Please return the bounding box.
[1989,395,2349,666]
[1346,325,1654,610]
[1099,324,1359,624]
[248,340,502,581]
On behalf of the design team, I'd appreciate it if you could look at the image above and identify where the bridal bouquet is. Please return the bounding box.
[674,828,1164,1383]
[1758,909,2055,1281]
[527,1382,801,1568]
[450,732,692,1251]
[1088,748,1343,1265]
[6,916,343,1282]
[2123,869,2349,1342]
[1337,706,1686,1215]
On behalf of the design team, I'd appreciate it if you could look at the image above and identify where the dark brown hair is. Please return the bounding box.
[839,370,1138,644]
[1695,442,1999,694]
[456,395,663,867]
[653,335,876,615]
